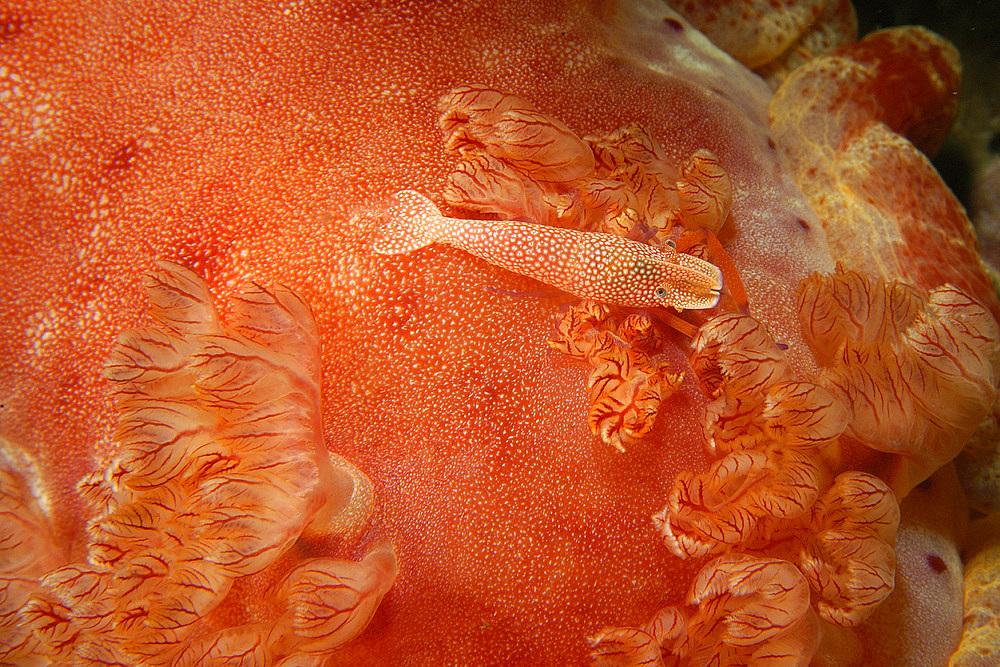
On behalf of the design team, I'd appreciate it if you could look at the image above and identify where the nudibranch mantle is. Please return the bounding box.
[373,189,723,310]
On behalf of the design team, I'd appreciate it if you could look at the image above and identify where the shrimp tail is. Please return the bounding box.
[372,190,449,255]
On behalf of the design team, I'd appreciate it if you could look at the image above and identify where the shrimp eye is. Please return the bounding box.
[654,286,668,299]
[666,240,677,249]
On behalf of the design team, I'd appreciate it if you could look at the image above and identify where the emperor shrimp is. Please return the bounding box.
[372,190,723,311]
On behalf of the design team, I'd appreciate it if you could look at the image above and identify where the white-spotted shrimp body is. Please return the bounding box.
[372,190,722,310]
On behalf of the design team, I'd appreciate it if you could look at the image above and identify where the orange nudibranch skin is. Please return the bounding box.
[373,190,723,310]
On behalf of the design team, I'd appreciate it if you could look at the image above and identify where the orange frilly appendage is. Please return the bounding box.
[799,471,900,628]
[0,442,66,662]
[657,313,897,625]
[594,306,903,664]
[0,263,393,664]
[656,314,844,561]
[590,554,820,666]
[798,265,1000,495]
[549,303,684,452]
[675,149,733,236]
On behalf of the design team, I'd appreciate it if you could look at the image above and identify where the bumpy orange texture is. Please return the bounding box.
[770,27,998,322]
[669,0,857,85]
